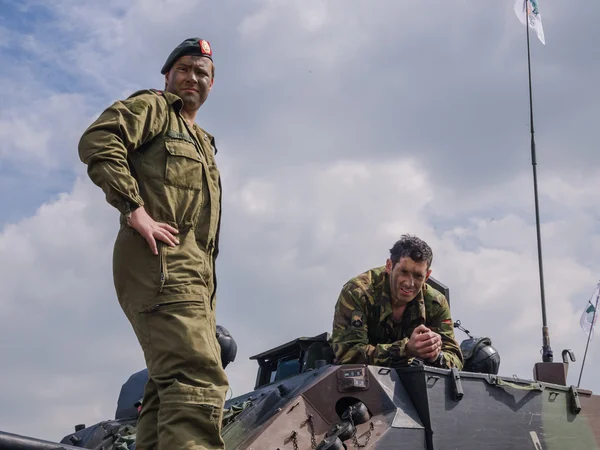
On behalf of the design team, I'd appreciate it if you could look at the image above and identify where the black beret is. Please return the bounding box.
[161,37,213,75]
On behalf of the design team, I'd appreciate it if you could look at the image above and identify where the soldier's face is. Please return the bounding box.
[165,55,214,111]
[386,257,431,306]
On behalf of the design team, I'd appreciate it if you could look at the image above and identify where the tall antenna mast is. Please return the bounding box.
[524,2,553,363]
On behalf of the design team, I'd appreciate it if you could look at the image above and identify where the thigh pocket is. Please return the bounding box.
[141,300,222,372]
[157,234,209,297]
[164,139,204,191]
[160,379,223,410]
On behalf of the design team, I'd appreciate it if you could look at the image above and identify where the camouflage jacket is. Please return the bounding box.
[330,266,463,369]
[78,89,222,312]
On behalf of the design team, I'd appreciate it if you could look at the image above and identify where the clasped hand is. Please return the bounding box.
[406,324,442,362]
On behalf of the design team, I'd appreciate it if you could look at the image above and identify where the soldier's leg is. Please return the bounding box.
[135,298,229,450]
[135,377,159,450]
[117,302,160,450]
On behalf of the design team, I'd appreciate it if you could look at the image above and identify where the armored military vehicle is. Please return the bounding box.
[1,277,599,450]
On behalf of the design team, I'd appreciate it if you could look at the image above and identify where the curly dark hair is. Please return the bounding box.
[389,234,433,268]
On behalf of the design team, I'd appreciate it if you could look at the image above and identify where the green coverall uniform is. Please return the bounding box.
[78,87,228,450]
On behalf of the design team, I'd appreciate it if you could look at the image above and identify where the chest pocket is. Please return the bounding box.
[164,139,204,191]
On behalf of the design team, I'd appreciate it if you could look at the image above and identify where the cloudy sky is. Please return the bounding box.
[1,0,599,442]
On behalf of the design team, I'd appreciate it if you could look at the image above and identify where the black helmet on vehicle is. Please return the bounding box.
[216,325,237,369]
[460,337,501,375]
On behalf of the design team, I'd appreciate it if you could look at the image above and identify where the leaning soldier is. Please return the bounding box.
[78,37,228,449]
[330,234,463,369]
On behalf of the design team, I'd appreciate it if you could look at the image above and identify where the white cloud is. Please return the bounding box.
[0,178,144,440]
[0,93,89,170]
[0,26,12,48]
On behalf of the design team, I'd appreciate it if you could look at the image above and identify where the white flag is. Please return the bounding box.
[514,0,546,45]
[580,283,600,338]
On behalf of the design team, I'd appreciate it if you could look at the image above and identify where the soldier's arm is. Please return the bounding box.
[78,93,166,216]
[330,284,411,366]
[427,294,464,370]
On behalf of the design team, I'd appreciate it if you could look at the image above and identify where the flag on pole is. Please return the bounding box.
[580,282,600,338]
[514,0,546,45]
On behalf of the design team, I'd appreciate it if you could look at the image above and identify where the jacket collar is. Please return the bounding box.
[161,90,184,112]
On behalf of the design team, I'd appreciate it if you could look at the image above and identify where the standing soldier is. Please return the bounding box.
[78,38,228,449]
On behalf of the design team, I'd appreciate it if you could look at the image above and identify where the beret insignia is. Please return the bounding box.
[199,39,212,56]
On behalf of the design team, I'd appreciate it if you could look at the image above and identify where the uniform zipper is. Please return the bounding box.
[158,244,167,292]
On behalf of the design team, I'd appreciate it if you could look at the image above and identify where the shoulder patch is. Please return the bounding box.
[350,310,364,328]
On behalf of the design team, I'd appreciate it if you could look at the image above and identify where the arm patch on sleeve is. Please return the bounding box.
[351,310,364,328]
